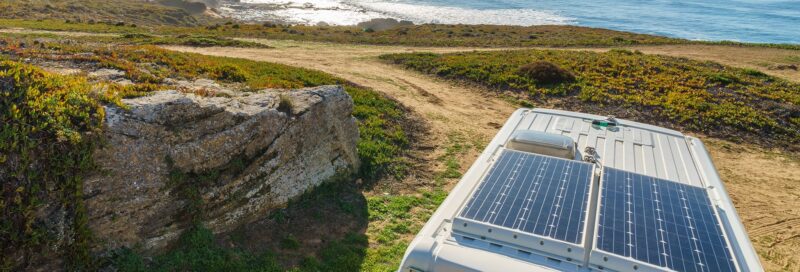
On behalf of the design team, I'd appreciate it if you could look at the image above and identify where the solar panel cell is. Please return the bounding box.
[459,149,594,245]
[596,167,737,272]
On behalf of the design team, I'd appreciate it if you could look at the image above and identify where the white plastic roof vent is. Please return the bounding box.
[507,130,576,160]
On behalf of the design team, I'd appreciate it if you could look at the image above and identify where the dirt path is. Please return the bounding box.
[3,25,797,269]
[233,39,800,82]
[166,42,520,188]
[167,41,800,271]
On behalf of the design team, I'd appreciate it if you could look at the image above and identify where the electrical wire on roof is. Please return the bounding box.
[583,146,602,168]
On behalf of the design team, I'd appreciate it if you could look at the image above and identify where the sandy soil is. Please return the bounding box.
[166,41,800,271]
[235,39,800,82]
[703,139,800,271]
[166,41,521,193]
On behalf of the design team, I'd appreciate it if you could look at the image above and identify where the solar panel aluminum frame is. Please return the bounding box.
[588,168,741,272]
[451,149,598,264]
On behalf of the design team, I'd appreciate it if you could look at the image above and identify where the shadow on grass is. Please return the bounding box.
[108,181,369,272]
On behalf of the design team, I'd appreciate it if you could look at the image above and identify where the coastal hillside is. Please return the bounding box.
[0,0,215,26]
[0,35,411,270]
[1,2,800,271]
[380,49,800,150]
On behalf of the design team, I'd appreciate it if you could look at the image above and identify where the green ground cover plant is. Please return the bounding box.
[6,17,800,50]
[4,18,800,50]
[380,49,800,149]
[0,31,269,48]
[1,37,408,180]
[1,19,686,47]
[0,0,210,27]
[108,181,446,272]
[111,33,270,48]
[0,60,104,270]
[0,36,411,270]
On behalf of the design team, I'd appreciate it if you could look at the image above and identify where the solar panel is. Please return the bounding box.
[593,167,737,272]
[454,149,594,251]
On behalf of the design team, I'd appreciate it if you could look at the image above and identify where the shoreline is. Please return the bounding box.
[216,0,800,44]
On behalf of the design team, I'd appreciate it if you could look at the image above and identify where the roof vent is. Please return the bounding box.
[507,130,576,159]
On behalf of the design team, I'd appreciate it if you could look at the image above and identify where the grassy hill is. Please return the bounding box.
[0,0,213,26]
[381,49,800,150]
[164,23,688,47]
[0,34,411,270]
[5,17,800,50]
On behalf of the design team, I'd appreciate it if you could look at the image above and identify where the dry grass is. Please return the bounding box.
[0,0,211,26]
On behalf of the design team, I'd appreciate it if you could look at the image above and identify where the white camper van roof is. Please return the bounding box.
[399,108,763,272]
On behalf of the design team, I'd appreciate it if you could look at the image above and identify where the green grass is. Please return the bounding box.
[5,18,800,49]
[0,18,142,33]
[160,23,688,48]
[1,19,688,47]
[107,132,475,271]
[0,31,269,48]
[380,49,800,149]
[698,40,800,51]
[109,225,284,272]
[1,35,412,270]
[2,37,408,180]
[109,33,270,48]
[0,0,211,27]
[108,178,446,271]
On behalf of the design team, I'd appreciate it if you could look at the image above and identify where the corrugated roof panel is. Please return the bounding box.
[518,111,704,187]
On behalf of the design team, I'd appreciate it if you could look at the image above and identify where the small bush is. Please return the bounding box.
[707,72,739,85]
[742,68,768,77]
[209,65,247,82]
[516,61,576,85]
[277,94,293,114]
[280,235,300,250]
[122,33,154,39]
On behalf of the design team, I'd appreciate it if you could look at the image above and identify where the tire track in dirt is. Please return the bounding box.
[748,218,800,237]
[4,27,799,270]
[166,42,800,271]
[164,43,520,188]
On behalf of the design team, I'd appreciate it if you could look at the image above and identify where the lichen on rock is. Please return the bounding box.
[83,85,360,251]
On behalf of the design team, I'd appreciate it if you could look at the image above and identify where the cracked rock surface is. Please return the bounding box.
[84,85,359,251]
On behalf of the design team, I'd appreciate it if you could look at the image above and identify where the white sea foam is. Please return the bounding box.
[227,0,573,26]
[348,1,573,25]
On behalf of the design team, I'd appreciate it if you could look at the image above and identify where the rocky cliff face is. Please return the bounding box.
[83,85,359,251]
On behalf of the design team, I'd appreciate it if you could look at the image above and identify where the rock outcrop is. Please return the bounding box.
[83,85,359,251]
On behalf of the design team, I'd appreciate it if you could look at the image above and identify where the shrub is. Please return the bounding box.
[122,33,154,39]
[516,61,576,85]
[707,72,739,85]
[209,65,247,82]
[742,68,767,77]
[277,94,293,114]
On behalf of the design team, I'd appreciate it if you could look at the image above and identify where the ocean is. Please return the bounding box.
[224,0,800,44]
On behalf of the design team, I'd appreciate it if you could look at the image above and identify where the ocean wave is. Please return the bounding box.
[347,1,573,25]
[228,0,573,26]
